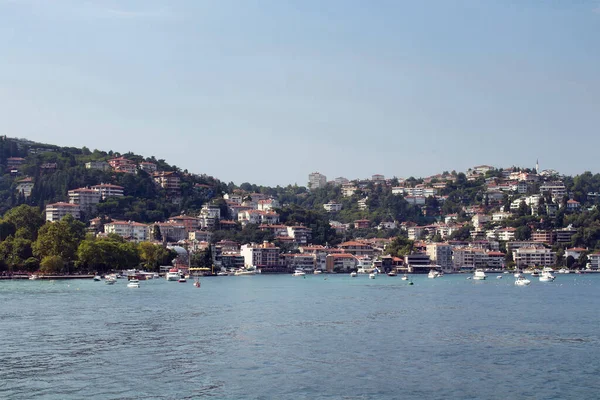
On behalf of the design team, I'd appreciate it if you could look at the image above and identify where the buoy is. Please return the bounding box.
[409,282,414,285]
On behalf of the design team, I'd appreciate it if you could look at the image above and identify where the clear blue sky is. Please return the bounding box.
[1,0,599,186]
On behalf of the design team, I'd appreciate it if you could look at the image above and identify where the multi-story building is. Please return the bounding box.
[354,219,370,229]
[496,227,517,241]
[404,253,431,273]
[555,227,577,244]
[323,202,343,212]
[257,199,280,211]
[16,177,34,199]
[333,177,349,186]
[168,215,201,233]
[139,162,157,174]
[68,188,101,213]
[308,172,327,190]
[91,183,124,199]
[188,230,213,242]
[240,242,281,268]
[539,182,567,198]
[85,161,111,171]
[104,220,150,241]
[154,221,187,242]
[6,157,26,169]
[325,253,357,272]
[426,243,453,272]
[45,202,81,222]
[338,241,374,257]
[513,247,556,268]
[532,230,554,245]
[281,253,316,271]
[588,253,600,270]
[153,171,181,193]
[238,210,279,226]
[342,184,358,197]
[371,174,385,183]
[492,211,512,221]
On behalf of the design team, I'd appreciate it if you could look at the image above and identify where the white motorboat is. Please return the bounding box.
[427,270,440,279]
[313,270,323,275]
[473,269,486,280]
[496,276,503,279]
[234,269,256,276]
[350,272,357,278]
[105,277,117,285]
[530,269,541,277]
[178,277,187,283]
[217,271,228,276]
[93,275,102,281]
[369,273,376,279]
[514,271,523,278]
[29,274,39,280]
[515,276,531,286]
[401,274,409,281]
[165,268,180,281]
[127,279,140,288]
[539,271,555,282]
[292,270,306,277]
[387,271,397,277]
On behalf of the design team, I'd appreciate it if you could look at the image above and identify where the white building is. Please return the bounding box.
[492,211,512,221]
[91,183,124,199]
[16,177,34,199]
[426,243,453,272]
[323,202,343,212]
[240,242,280,268]
[513,247,556,268]
[68,188,102,210]
[85,161,111,171]
[308,172,327,190]
[45,202,81,222]
[238,210,280,226]
[257,199,280,211]
[104,220,150,241]
[539,182,567,198]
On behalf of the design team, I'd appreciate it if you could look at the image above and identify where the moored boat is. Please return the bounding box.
[166,268,180,281]
[127,279,140,288]
[29,274,39,280]
[473,269,486,280]
[515,276,531,286]
[369,273,376,279]
[313,270,323,275]
[93,275,102,281]
[401,274,409,281]
[539,270,555,282]
[350,272,357,278]
[292,269,306,277]
[428,270,440,279]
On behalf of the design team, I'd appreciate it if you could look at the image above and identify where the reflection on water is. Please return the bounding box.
[1,274,600,399]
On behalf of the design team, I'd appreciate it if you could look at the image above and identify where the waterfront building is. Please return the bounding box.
[513,247,556,268]
[325,253,357,272]
[240,242,281,269]
[404,253,431,273]
[104,220,150,241]
[426,243,453,272]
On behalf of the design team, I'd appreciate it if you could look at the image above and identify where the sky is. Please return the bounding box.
[0,0,599,186]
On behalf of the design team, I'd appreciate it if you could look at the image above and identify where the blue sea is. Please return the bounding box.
[1,273,599,400]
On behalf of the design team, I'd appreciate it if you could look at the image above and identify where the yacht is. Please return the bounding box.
[178,277,187,283]
[369,273,376,279]
[313,270,323,275]
[350,272,357,278]
[539,270,556,282]
[427,270,440,279]
[29,274,39,280]
[165,268,180,281]
[105,276,117,285]
[473,269,487,280]
[127,279,140,288]
[515,276,531,286]
[530,269,541,277]
[292,270,306,277]
[496,275,503,279]
[401,274,409,281]
[93,275,102,281]
[513,271,523,278]
[234,268,256,276]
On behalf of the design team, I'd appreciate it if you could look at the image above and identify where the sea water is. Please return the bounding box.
[1,274,599,399]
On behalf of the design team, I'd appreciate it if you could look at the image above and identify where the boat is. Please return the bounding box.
[194,278,201,288]
[369,273,376,279]
[292,269,306,277]
[105,277,117,285]
[216,271,228,276]
[350,272,357,278]
[515,276,531,286]
[165,268,180,281]
[539,270,556,282]
[401,274,409,281]
[427,270,440,279]
[473,269,486,280]
[234,268,256,276]
[93,275,102,281]
[496,276,503,279]
[313,270,323,274]
[127,279,140,288]
[530,269,541,277]
[29,274,39,280]
[513,271,523,278]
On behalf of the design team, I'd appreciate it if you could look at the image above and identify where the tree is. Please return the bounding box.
[3,205,45,240]
[39,255,64,274]
[32,215,86,264]
[139,242,176,271]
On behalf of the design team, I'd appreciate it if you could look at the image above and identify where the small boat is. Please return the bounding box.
[427,270,440,279]
[350,272,357,278]
[503,271,509,274]
[127,279,140,288]
[369,273,376,279]
[401,274,409,281]
[387,271,397,277]
[93,275,102,281]
[539,271,555,282]
[178,277,187,283]
[292,269,306,277]
[530,269,541,277]
[105,277,116,285]
[194,279,201,288]
[515,276,531,286]
[29,274,39,280]
[473,269,486,280]
[313,270,323,275]
[496,276,503,279]
[234,268,257,276]
[408,281,414,285]
[514,272,523,278]
[217,271,228,276]
[166,268,180,281]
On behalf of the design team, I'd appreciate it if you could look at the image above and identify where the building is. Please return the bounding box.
[188,230,213,242]
[168,215,201,233]
[371,174,385,182]
[238,210,279,226]
[354,219,370,229]
[513,247,556,268]
[325,253,357,272]
[91,183,124,199]
[404,253,431,273]
[539,182,567,198]
[257,199,280,211]
[16,177,34,199]
[342,184,358,197]
[154,222,187,242]
[588,253,600,270]
[104,220,150,241]
[68,188,102,210]
[323,202,342,212]
[555,227,577,244]
[426,243,453,272]
[496,227,517,241]
[566,199,581,211]
[240,242,281,269]
[139,162,157,174]
[565,247,587,260]
[308,172,327,190]
[45,202,81,222]
[532,230,554,245]
[85,161,111,171]
[334,177,349,186]
[153,171,181,193]
[6,157,26,169]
